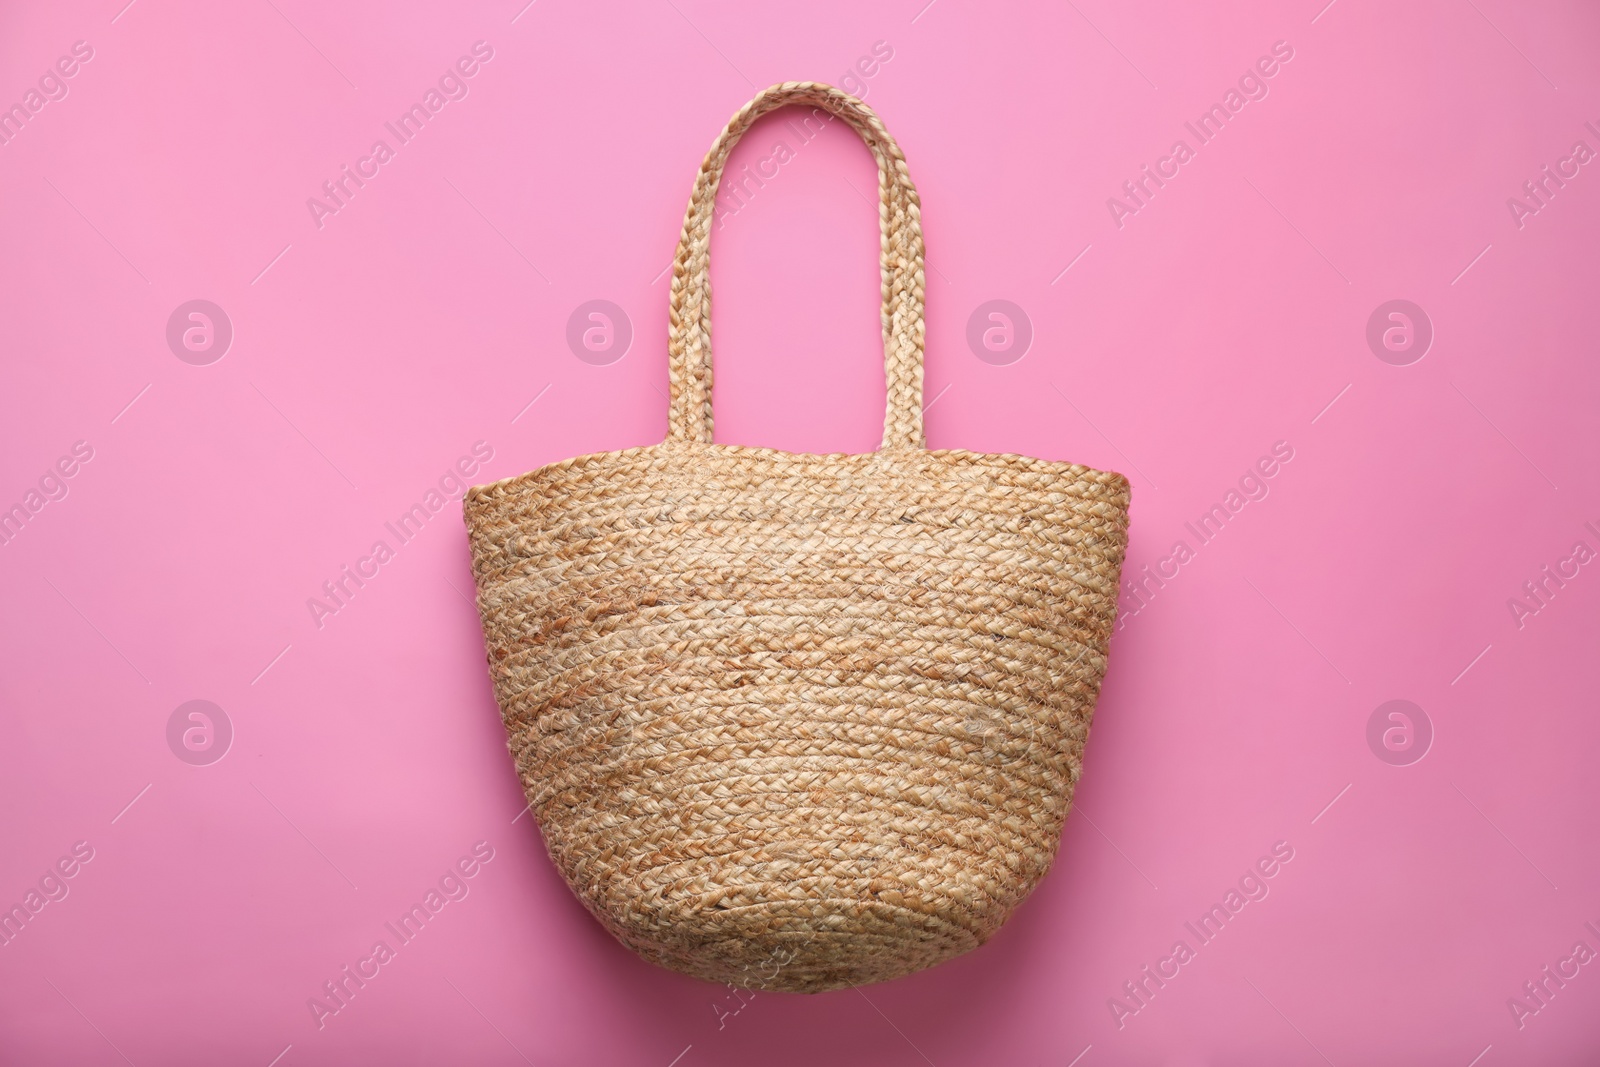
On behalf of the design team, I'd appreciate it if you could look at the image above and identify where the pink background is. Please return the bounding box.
[3,1,1598,1063]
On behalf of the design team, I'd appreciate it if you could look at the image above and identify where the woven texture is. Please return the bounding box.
[464,82,1131,993]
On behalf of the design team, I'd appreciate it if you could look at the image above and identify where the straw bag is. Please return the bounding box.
[464,82,1131,993]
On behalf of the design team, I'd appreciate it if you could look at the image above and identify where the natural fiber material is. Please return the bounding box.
[464,82,1131,993]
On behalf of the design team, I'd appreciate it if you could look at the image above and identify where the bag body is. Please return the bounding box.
[465,82,1130,993]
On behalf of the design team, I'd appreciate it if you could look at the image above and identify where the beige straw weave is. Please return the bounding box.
[464,82,1131,992]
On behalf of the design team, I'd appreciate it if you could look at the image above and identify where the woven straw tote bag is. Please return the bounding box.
[464,82,1131,993]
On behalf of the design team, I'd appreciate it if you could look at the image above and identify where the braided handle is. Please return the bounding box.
[666,82,927,451]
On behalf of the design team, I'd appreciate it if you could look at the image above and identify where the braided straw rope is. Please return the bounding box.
[465,82,1131,993]
[669,82,925,450]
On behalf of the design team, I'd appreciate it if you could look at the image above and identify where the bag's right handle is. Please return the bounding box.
[666,82,927,452]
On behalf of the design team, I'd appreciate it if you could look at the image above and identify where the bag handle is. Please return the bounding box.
[666,82,927,451]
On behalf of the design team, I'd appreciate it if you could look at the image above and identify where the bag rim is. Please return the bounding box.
[466,440,1130,501]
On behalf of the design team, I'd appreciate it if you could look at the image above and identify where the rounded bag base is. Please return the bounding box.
[607,880,995,994]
